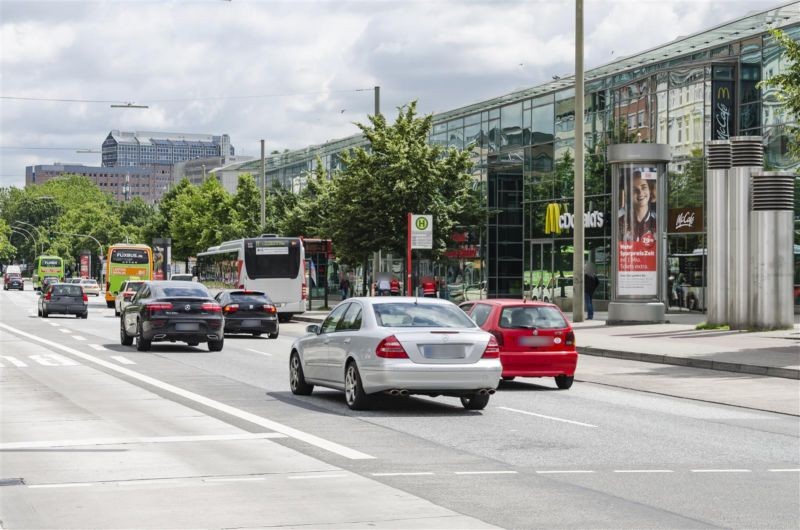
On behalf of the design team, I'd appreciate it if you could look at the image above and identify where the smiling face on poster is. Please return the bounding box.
[617,166,659,297]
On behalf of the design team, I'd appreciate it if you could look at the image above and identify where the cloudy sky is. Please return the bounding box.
[0,0,782,188]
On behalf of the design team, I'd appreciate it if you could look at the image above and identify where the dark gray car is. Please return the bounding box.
[38,283,88,318]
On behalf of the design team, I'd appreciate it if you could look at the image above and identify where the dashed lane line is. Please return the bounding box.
[73,335,86,341]
[89,344,107,351]
[246,348,273,357]
[614,470,674,473]
[110,355,136,365]
[769,469,800,472]
[0,432,288,450]
[205,477,267,483]
[691,469,752,473]
[536,470,595,475]
[371,472,435,477]
[0,322,375,461]
[498,406,598,428]
[454,471,518,475]
[288,474,348,480]
[58,328,71,333]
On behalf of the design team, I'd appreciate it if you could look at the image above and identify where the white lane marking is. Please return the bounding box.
[536,470,595,474]
[454,471,518,475]
[29,483,93,489]
[110,355,136,365]
[116,479,173,486]
[0,432,288,450]
[89,344,107,351]
[288,474,348,480]
[30,354,78,367]
[246,348,272,357]
[205,477,267,483]
[0,322,374,460]
[691,469,751,473]
[73,335,86,341]
[1,356,27,367]
[371,472,435,477]
[498,406,598,428]
[58,328,71,333]
[47,322,60,327]
[614,470,674,473]
[769,469,800,472]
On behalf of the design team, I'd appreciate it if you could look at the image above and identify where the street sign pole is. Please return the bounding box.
[407,213,412,296]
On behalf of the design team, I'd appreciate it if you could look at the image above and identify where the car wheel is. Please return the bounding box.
[187,342,199,347]
[555,375,574,390]
[106,300,115,309]
[278,314,291,323]
[42,308,48,318]
[115,309,120,317]
[268,330,279,339]
[79,312,88,319]
[289,352,314,396]
[502,376,516,381]
[344,362,370,410]
[208,338,224,352]
[136,320,151,352]
[120,319,133,346]
[460,393,490,410]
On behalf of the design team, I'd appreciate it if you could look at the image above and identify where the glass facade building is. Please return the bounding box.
[102,131,234,168]
[234,3,800,309]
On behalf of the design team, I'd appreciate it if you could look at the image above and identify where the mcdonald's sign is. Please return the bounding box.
[711,78,734,140]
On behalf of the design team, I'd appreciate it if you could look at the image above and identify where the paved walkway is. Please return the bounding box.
[294,304,800,380]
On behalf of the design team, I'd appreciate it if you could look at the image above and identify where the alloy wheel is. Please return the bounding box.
[344,365,357,405]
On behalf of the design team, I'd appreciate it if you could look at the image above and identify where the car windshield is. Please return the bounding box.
[373,302,476,328]
[52,285,83,297]
[500,306,568,329]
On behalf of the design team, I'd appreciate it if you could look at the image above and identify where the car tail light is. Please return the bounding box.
[262,304,277,313]
[146,302,173,313]
[44,292,52,301]
[301,282,307,300]
[565,331,575,347]
[82,293,88,302]
[376,335,408,358]
[223,304,239,314]
[488,329,504,347]
[482,335,500,358]
[201,302,222,313]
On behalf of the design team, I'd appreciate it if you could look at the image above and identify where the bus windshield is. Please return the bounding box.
[244,239,301,279]
[41,258,61,268]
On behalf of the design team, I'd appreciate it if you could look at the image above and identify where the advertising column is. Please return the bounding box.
[79,251,91,279]
[608,144,670,324]
[152,238,171,280]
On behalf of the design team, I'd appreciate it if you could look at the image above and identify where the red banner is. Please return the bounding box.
[80,255,90,279]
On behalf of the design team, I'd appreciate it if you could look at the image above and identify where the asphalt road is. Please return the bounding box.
[1,286,798,529]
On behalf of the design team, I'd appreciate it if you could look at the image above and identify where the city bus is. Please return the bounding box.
[105,243,153,308]
[196,235,306,321]
[32,255,65,291]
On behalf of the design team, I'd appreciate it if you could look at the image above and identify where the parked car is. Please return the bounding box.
[120,280,224,352]
[169,273,194,281]
[3,272,24,291]
[289,297,502,410]
[461,299,577,389]
[80,278,101,296]
[214,290,279,338]
[38,283,88,318]
[115,280,144,317]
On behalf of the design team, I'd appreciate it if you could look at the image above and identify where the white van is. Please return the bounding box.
[5,265,21,275]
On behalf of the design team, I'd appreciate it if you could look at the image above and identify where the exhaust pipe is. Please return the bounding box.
[487,389,496,395]
[388,389,400,396]
[477,389,487,396]
[398,389,409,397]
[154,334,166,339]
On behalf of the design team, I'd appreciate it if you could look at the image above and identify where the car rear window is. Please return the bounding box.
[156,286,210,298]
[373,303,476,328]
[229,294,270,305]
[53,285,83,297]
[500,306,568,329]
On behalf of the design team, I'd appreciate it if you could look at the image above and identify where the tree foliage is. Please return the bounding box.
[759,28,800,160]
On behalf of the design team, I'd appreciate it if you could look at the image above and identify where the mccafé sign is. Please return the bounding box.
[668,207,703,233]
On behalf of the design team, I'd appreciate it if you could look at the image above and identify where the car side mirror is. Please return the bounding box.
[305,324,320,335]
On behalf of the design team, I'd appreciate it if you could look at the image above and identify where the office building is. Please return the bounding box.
[101,130,234,168]
[25,164,173,203]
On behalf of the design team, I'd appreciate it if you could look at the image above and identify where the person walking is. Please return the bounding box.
[339,275,350,300]
[584,263,599,320]
[422,277,436,298]
[390,277,400,296]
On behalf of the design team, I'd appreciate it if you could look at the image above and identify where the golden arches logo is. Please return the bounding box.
[717,87,731,100]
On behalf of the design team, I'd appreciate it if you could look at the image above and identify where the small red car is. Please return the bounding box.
[460,299,577,389]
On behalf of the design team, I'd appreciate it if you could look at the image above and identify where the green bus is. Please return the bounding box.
[105,243,153,308]
[33,255,65,291]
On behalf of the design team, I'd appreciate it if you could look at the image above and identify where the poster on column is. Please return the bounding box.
[617,167,658,296]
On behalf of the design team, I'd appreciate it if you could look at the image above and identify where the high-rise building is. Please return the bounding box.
[101,131,234,167]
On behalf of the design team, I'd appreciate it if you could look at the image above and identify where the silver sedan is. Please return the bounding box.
[289,297,502,410]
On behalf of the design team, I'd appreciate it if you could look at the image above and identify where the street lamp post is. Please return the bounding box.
[10,229,34,263]
[49,231,104,281]
[14,220,47,254]
[12,224,40,254]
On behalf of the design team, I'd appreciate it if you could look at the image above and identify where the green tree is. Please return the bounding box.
[170,178,239,262]
[759,28,800,159]
[232,173,262,237]
[325,101,475,266]
[280,157,334,238]
[264,180,297,235]
[0,219,16,263]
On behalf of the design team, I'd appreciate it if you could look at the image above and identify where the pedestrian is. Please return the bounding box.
[584,263,599,320]
[339,275,350,300]
[676,272,686,309]
[390,276,400,296]
[377,277,391,296]
[422,277,436,298]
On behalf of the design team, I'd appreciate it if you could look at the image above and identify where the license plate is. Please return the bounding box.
[420,344,466,359]
[175,323,199,331]
[519,336,551,346]
[242,319,260,327]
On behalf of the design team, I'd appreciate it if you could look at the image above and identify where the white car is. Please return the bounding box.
[79,278,101,296]
[114,280,144,317]
[289,297,502,410]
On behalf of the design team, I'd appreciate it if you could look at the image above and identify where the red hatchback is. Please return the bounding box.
[461,299,577,389]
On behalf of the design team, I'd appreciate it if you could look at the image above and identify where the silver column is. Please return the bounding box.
[705,141,731,325]
[728,137,763,330]
[750,172,795,330]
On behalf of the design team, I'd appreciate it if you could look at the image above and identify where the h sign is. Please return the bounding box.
[411,214,433,249]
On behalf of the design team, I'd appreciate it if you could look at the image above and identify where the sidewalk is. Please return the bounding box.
[293,304,800,380]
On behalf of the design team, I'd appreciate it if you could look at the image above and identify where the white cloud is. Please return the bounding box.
[0,0,782,187]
